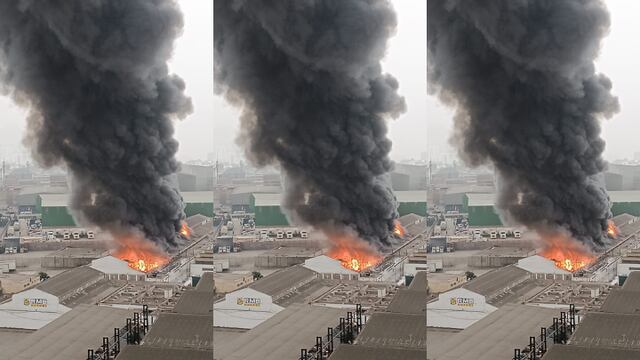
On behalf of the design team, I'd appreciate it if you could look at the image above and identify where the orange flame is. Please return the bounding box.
[180,222,192,238]
[607,220,619,238]
[393,220,406,238]
[113,235,170,273]
[539,233,595,272]
[326,233,382,272]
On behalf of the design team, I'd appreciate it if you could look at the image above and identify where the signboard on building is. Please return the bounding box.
[236,296,262,308]
[23,297,48,309]
[450,297,474,308]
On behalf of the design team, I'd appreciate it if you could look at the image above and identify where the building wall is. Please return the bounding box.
[41,206,76,227]
[184,202,214,217]
[398,201,427,217]
[254,205,289,226]
[468,206,502,226]
[611,202,640,217]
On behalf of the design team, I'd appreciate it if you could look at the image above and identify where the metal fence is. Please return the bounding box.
[86,304,152,360]
[299,304,366,360]
[512,304,578,360]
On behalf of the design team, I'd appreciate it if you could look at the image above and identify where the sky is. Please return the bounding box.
[427,0,640,164]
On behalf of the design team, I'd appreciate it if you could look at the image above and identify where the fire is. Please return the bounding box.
[180,222,192,238]
[607,220,619,238]
[539,233,595,272]
[393,220,406,238]
[326,233,382,272]
[113,235,170,273]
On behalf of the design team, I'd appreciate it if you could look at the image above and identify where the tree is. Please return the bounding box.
[465,271,476,281]
[38,272,49,281]
[252,271,263,280]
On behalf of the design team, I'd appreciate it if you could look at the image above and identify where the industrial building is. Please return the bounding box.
[251,191,427,226]
[465,191,640,226]
[38,191,213,226]
[41,247,107,269]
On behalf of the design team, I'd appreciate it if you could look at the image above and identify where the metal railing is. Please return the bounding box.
[512,304,578,360]
[299,304,365,360]
[86,305,152,360]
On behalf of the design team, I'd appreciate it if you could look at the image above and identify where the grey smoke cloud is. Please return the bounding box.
[214,0,405,248]
[428,0,619,249]
[0,0,192,249]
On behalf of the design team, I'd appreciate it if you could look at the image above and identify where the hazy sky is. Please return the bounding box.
[1,0,633,166]
[427,0,640,164]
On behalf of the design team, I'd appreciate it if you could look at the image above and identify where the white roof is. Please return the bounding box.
[252,193,282,206]
[516,255,571,275]
[181,191,213,203]
[466,193,496,207]
[608,191,640,203]
[395,191,427,203]
[90,256,144,275]
[427,288,497,329]
[39,194,69,207]
[0,289,70,330]
[303,255,358,275]
[214,288,283,329]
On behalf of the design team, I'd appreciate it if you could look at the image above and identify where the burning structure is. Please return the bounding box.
[427,0,619,269]
[214,0,406,270]
[0,0,192,263]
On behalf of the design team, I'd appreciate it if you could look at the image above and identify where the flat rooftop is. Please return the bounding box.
[570,312,640,350]
[356,312,426,351]
[542,345,640,360]
[387,289,426,316]
[143,313,213,350]
[527,282,610,310]
[249,265,316,299]
[44,247,107,258]
[214,304,345,360]
[329,344,426,360]
[99,282,187,312]
[36,265,102,300]
[116,347,212,360]
[312,282,397,310]
[427,304,559,360]
[3,304,132,360]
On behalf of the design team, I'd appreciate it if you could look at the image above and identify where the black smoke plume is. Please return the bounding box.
[0,1,192,249]
[215,0,405,248]
[428,0,619,249]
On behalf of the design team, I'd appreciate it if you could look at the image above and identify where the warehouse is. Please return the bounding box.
[230,185,281,212]
[252,191,427,226]
[38,191,213,227]
[465,191,640,226]
[41,247,107,269]
[463,193,502,226]
[214,287,284,329]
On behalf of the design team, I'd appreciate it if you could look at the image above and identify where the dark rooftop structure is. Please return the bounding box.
[356,313,425,351]
[215,304,344,360]
[37,265,103,303]
[249,264,316,300]
[621,270,640,291]
[173,290,214,316]
[409,270,427,291]
[387,289,426,316]
[195,271,214,292]
[3,305,132,360]
[543,345,640,360]
[329,344,426,360]
[600,288,640,314]
[570,312,640,350]
[116,347,212,360]
[142,313,213,350]
[461,264,546,307]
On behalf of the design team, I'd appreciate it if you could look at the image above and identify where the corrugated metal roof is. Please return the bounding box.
[38,193,69,207]
[622,271,640,291]
[252,193,282,206]
[463,265,530,299]
[181,191,213,203]
[516,255,571,275]
[395,191,426,203]
[143,313,212,350]
[600,289,640,314]
[571,312,640,350]
[465,193,496,207]
[387,289,426,315]
[329,345,426,360]
[173,290,213,316]
[195,272,214,293]
[250,265,317,299]
[542,345,640,360]
[116,347,212,360]
[356,313,425,350]
[429,304,559,360]
[214,304,344,360]
[3,304,132,360]
[303,255,358,275]
[409,271,427,291]
[37,265,102,299]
